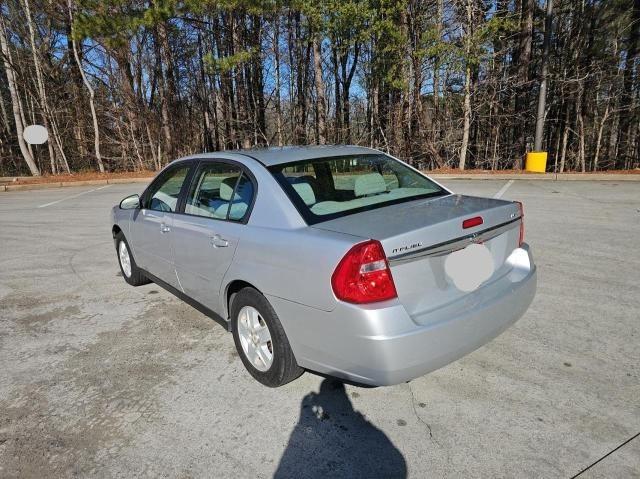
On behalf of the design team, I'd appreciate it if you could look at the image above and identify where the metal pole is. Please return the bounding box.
[534,0,554,152]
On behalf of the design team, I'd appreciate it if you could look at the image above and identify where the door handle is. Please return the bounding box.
[210,234,229,248]
[160,223,171,233]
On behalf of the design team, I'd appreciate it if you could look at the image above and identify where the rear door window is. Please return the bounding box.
[227,174,254,221]
[185,162,254,222]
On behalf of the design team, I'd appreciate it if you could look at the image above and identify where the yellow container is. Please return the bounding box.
[525,151,548,173]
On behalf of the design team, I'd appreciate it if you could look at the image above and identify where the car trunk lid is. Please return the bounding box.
[312,194,522,324]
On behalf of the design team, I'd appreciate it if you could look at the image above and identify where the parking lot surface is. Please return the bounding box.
[1,179,638,478]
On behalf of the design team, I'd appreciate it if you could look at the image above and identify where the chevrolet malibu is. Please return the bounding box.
[111,146,536,387]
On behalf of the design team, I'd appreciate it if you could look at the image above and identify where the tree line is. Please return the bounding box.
[1,0,639,176]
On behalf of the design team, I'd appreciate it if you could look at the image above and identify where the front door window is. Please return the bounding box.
[145,166,190,212]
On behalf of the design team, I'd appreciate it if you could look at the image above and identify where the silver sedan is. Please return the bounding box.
[111,146,536,387]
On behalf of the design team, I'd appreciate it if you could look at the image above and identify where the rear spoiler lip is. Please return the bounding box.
[387,217,522,266]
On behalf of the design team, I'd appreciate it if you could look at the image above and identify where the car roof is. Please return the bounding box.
[178,145,381,167]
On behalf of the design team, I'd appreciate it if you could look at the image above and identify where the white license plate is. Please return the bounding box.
[444,243,495,292]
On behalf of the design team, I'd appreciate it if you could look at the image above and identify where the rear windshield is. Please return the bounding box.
[269,154,447,224]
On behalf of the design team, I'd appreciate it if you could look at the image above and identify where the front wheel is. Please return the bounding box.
[231,287,303,387]
[115,231,150,287]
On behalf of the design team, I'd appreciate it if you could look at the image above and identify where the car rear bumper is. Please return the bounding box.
[268,245,537,386]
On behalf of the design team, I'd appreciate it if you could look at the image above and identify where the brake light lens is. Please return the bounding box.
[462,216,483,229]
[331,240,397,304]
[515,201,525,246]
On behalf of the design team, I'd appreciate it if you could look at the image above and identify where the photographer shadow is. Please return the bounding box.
[274,379,407,478]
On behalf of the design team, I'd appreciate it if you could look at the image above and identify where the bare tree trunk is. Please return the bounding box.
[433,0,443,135]
[576,78,586,172]
[68,0,104,172]
[23,0,70,174]
[156,21,175,158]
[273,19,283,146]
[559,122,569,173]
[459,0,473,170]
[399,8,411,158]
[340,43,359,144]
[620,0,640,165]
[312,35,327,145]
[232,16,251,149]
[111,46,145,166]
[22,0,59,173]
[332,48,342,141]
[459,62,471,170]
[196,28,213,151]
[626,123,637,169]
[515,0,534,168]
[213,14,234,149]
[158,68,173,156]
[19,90,34,160]
[49,116,71,173]
[577,114,585,172]
[593,101,610,171]
[607,112,619,167]
[0,86,10,133]
[492,125,500,170]
[427,0,444,154]
[553,119,561,172]
[370,84,378,147]
[145,121,160,170]
[0,15,40,175]
[128,121,144,170]
[43,115,57,174]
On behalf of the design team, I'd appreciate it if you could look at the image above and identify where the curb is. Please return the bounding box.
[1,177,152,192]
[3,182,66,191]
[0,176,28,183]
[428,173,640,181]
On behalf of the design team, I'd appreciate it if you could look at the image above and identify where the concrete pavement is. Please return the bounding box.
[0,179,638,478]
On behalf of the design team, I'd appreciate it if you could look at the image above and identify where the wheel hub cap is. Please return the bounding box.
[237,306,273,372]
[118,241,132,278]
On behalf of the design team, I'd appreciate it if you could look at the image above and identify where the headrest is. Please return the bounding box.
[292,183,316,206]
[233,177,253,202]
[214,202,248,220]
[354,173,386,197]
[219,177,237,201]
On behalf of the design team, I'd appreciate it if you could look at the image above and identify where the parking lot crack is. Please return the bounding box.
[406,383,441,447]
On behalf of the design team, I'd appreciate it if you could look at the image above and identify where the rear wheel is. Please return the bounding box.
[115,231,150,286]
[231,287,303,387]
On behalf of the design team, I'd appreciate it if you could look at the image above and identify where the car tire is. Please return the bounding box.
[231,287,303,387]
[115,231,150,287]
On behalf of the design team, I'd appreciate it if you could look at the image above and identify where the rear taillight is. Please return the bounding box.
[515,201,525,246]
[331,240,397,304]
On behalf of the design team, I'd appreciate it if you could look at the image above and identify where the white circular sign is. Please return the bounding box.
[23,124,49,145]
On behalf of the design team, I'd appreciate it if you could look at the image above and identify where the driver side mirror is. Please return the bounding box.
[119,194,140,210]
